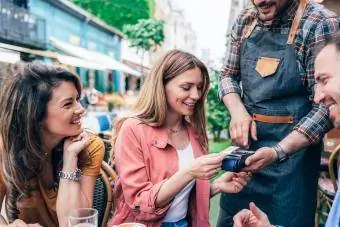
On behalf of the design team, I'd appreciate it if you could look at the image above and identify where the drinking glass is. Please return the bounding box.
[68,208,98,227]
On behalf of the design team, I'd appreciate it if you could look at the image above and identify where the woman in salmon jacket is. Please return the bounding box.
[108,50,249,227]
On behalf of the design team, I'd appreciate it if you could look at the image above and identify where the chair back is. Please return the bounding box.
[93,161,116,227]
[328,144,340,192]
[85,129,112,162]
[96,115,112,132]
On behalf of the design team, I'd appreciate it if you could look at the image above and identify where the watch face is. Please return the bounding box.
[75,169,82,179]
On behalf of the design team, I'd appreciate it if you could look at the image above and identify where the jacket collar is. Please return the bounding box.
[151,126,170,149]
[151,123,204,157]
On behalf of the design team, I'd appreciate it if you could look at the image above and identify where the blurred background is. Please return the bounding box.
[0,1,339,225]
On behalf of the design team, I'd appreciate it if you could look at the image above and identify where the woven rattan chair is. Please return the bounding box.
[85,129,112,162]
[315,144,340,227]
[93,161,116,227]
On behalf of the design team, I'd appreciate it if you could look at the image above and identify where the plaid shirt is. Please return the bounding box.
[219,0,340,143]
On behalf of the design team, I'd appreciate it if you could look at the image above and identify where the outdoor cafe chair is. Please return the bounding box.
[93,161,117,227]
[315,144,340,227]
[85,129,113,162]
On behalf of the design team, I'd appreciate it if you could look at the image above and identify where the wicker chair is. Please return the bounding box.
[93,161,116,227]
[85,129,112,162]
[315,144,340,227]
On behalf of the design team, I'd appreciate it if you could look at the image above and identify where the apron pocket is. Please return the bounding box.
[255,57,280,78]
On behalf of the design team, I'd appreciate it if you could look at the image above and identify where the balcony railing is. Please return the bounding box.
[0,0,46,49]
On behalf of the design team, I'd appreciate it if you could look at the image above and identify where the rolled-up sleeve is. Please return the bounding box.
[219,11,253,99]
[294,17,340,143]
[294,103,332,143]
[82,135,105,176]
[116,122,171,221]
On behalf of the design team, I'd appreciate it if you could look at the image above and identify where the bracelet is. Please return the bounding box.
[58,168,82,181]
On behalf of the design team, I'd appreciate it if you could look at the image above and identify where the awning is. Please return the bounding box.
[56,54,106,71]
[0,42,111,71]
[0,42,56,58]
[123,59,150,75]
[0,48,20,63]
[50,37,141,77]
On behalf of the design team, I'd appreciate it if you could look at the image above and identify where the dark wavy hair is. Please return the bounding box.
[0,61,84,221]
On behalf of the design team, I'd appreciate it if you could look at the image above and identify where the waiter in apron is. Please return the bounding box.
[218,0,340,226]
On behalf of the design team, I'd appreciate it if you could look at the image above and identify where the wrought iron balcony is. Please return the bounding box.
[0,0,46,49]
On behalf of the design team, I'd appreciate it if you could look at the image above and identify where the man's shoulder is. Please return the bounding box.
[235,6,258,26]
[304,2,339,24]
[296,2,340,42]
[231,7,258,38]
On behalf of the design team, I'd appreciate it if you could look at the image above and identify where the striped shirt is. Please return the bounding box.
[219,0,340,143]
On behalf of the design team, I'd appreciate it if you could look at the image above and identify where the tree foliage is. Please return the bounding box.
[71,0,155,31]
[207,69,230,141]
[123,18,164,53]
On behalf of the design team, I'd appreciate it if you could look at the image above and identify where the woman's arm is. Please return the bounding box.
[117,122,226,220]
[155,153,227,207]
[56,132,104,227]
[56,174,96,227]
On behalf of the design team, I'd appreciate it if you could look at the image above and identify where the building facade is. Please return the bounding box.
[152,0,198,63]
[29,0,124,93]
[0,0,139,93]
[227,0,249,33]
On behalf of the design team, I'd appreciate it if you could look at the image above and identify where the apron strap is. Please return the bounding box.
[245,19,258,39]
[287,0,308,44]
[245,0,308,41]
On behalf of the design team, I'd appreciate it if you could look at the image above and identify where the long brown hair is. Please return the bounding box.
[0,61,83,221]
[111,50,210,161]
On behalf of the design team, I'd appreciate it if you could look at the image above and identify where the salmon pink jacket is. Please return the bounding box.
[108,118,211,227]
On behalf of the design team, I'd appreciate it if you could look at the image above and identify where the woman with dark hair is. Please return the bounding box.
[0,62,104,227]
[108,50,250,227]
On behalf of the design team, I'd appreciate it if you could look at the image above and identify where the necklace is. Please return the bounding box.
[168,128,180,133]
[167,125,183,134]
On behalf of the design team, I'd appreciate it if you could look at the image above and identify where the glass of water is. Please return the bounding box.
[68,208,98,227]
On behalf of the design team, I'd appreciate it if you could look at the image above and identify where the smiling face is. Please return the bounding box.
[314,44,340,128]
[41,81,85,140]
[252,0,290,22]
[165,67,203,119]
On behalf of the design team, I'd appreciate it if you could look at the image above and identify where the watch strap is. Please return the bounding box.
[273,144,287,163]
[58,168,82,181]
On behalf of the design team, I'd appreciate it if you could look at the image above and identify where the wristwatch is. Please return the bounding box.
[273,144,288,163]
[58,168,82,181]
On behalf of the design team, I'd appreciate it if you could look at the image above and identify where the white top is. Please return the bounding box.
[163,143,196,222]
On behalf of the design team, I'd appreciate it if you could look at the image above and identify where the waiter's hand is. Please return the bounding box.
[242,147,277,172]
[229,110,257,149]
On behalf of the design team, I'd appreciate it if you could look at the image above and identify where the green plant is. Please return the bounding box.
[123,18,164,52]
[72,0,155,31]
[105,93,125,111]
[123,18,164,76]
[207,69,230,142]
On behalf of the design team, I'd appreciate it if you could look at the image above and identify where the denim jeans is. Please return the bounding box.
[161,218,188,227]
